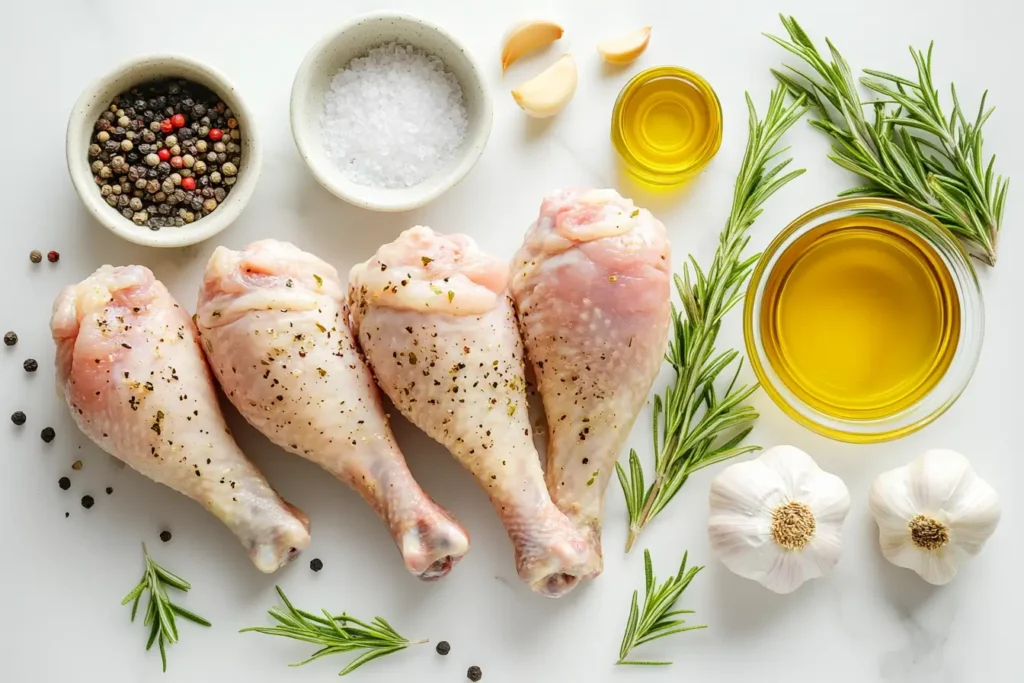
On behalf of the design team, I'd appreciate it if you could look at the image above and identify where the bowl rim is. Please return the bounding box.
[66,52,263,248]
[742,196,984,444]
[289,10,493,212]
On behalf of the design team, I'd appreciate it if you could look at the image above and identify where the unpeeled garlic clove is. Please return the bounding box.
[597,26,652,64]
[511,54,577,118]
[501,20,564,72]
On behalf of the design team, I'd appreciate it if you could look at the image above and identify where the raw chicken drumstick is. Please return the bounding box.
[196,240,470,580]
[510,189,671,578]
[51,265,310,572]
[349,227,590,597]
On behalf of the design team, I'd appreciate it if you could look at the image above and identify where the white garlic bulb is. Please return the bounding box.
[708,445,850,594]
[868,449,1000,585]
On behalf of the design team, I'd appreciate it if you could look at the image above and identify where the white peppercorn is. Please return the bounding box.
[182,154,195,168]
[210,171,222,184]
[202,198,218,213]
[145,153,160,167]
[100,184,113,197]
[91,160,104,174]
[161,179,175,194]
[169,173,182,185]
[117,115,130,127]
[184,211,195,223]
[129,197,143,211]
[206,152,218,163]
[193,160,207,174]
[120,140,133,152]
[97,131,111,143]
[106,195,118,207]
[213,141,226,153]
[229,129,240,141]
[221,162,238,177]
[89,144,102,157]
[196,140,208,153]
[111,184,123,195]
[170,145,181,156]
[165,135,177,147]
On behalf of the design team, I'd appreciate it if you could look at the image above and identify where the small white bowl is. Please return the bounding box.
[66,54,262,248]
[291,12,493,212]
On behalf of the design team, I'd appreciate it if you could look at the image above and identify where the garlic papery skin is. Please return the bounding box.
[868,449,1001,586]
[708,445,851,594]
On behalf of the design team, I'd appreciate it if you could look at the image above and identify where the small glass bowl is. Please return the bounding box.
[610,66,722,187]
[743,198,984,443]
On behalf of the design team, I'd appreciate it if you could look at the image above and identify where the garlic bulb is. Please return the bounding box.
[868,449,1001,585]
[708,445,850,594]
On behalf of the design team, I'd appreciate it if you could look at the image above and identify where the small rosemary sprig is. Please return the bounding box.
[241,586,423,676]
[616,548,706,666]
[120,543,211,672]
[767,15,1009,266]
[616,86,808,550]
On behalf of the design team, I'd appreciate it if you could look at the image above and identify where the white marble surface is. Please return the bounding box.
[1,1,1020,681]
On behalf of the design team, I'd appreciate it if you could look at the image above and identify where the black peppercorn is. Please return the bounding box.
[159,530,172,542]
[467,666,482,681]
[11,411,26,425]
[3,331,16,346]
[435,641,450,656]
[58,477,71,490]
[81,495,95,509]
[23,358,38,372]
[309,558,323,572]
[41,427,56,443]
[106,487,114,495]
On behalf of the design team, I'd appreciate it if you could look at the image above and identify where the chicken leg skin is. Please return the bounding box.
[51,265,310,572]
[350,227,590,597]
[510,189,671,578]
[196,240,470,580]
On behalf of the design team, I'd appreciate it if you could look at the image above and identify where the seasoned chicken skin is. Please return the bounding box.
[511,189,671,577]
[349,227,590,597]
[51,265,310,572]
[196,240,470,580]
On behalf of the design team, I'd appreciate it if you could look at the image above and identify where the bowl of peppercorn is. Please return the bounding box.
[67,54,262,247]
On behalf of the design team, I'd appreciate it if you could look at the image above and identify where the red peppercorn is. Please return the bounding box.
[208,128,224,141]
[157,148,171,162]
[171,113,186,128]
[170,156,184,169]
[47,250,59,263]
[181,177,196,191]
[160,119,173,134]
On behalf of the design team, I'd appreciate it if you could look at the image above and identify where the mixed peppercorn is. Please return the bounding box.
[88,79,243,230]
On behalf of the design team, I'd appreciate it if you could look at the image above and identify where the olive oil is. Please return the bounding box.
[760,216,960,420]
[611,67,722,186]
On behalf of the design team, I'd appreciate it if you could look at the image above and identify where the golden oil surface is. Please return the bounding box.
[760,216,960,419]
[616,73,718,181]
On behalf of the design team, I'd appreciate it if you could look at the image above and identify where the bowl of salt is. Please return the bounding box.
[291,11,493,212]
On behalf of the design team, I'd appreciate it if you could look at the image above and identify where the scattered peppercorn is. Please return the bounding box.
[309,558,324,572]
[23,358,38,372]
[159,530,172,543]
[106,487,114,495]
[467,666,482,681]
[29,250,42,263]
[72,460,83,470]
[435,641,450,656]
[81,495,95,509]
[47,250,59,263]
[41,427,56,443]
[58,477,71,490]
[3,331,16,346]
[11,411,26,425]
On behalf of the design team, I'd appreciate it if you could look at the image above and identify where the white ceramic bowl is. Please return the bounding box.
[66,54,262,248]
[290,12,493,212]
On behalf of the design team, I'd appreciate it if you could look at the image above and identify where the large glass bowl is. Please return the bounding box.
[743,197,984,443]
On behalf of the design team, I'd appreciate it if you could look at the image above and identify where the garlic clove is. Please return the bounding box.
[511,54,578,118]
[708,458,787,516]
[501,20,564,72]
[596,26,652,65]
[868,466,917,532]
[906,448,976,511]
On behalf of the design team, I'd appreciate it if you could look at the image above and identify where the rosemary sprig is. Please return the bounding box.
[767,15,1009,266]
[616,86,808,550]
[120,543,211,672]
[241,586,423,676]
[616,548,706,666]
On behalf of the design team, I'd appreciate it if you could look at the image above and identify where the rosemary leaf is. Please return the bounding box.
[243,587,423,676]
[766,15,1009,265]
[616,85,807,549]
[616,549,706,666]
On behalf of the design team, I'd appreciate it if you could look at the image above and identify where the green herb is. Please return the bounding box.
[616,86,808,550]
[766,15,1009,266]
[616,549,705,666]
[120,544,211,672]
[421,256,433,266]
[313,273,324,287]
[241,586,423,676]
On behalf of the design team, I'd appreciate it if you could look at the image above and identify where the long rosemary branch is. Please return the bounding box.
[766,14,1009,265]
[616,86,808,551]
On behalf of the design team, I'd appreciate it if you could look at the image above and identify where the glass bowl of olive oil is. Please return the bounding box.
[744,198,983,443]
[611,66,722,186]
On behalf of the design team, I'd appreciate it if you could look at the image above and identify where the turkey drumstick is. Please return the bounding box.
[52,265,310,572]
[349,226,590,597]
[196,240,470,580]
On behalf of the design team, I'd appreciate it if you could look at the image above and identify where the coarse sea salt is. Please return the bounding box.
[321,42,469,188]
